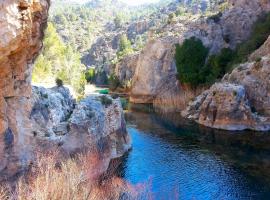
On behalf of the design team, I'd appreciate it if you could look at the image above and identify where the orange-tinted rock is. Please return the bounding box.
[0,0,50,175]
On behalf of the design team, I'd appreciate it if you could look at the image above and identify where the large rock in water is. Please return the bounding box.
[183,37,270,131]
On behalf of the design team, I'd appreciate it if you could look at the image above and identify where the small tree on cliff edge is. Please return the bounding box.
[175,37,209,87]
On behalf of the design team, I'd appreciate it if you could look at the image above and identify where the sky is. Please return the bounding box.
[119,0,160,6]
[67,0,161,6]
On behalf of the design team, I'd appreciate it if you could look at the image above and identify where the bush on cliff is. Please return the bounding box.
[234,12,270,65]
[108,74,121,91]
[175,37,209,87]
[202,48,236,83]
[117,34,133,60]
[85,68,96,83]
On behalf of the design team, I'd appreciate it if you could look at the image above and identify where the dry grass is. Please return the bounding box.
[153,86,207,113]
[0,151,149,200]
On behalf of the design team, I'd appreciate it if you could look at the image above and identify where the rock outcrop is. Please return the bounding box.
[1,85,131,180]
[0,0,50,173]
[31,86,131,160]
[130,38,180,104]
[65,95,131,159]
[129,0,270,106]
[183,37,270,131]
[115,53,139,85]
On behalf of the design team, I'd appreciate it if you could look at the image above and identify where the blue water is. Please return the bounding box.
[120,111,270,200]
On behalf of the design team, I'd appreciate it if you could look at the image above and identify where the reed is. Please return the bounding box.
[0,152,143,200]
[153,86,206,113]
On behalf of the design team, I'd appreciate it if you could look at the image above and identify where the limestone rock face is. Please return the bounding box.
[31,87,131,159]
[0,0,50,174]
[31,86,75,137]
[115,53,139,84]
[0,0,50,133]
[130,38,180,104]
[65,96,131,159]
[183,40,270,131]
[223,57,270,116]
[249,36,270,61]
[182,83,270,131]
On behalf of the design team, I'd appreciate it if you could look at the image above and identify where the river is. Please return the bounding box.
[118,110,270,200]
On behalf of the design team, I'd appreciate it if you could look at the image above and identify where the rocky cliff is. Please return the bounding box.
[31,86,131,170]
[182,35,270,131]
[129,0,270,109]
[0,0,50,173]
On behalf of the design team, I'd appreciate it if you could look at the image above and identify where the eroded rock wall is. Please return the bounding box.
[0,0,50,134]
[0,0,50,174]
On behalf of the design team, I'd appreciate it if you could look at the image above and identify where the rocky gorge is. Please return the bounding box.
[112,0,270,132]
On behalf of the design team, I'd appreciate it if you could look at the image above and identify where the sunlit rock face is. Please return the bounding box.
[130,38,179,104]
[0,0,50,176]
[183,37,270,131]
[129,0,270,106]
[31,87,131,176]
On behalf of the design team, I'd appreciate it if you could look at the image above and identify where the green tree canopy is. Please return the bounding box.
[175,37,209,87]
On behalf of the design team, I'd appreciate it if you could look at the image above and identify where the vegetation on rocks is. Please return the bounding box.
[32,23,86,96]
[175,12,270,87]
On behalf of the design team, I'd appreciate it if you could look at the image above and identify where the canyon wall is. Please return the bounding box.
[0,0,50,172]
[129,0,270,108]
[182,35,270,131]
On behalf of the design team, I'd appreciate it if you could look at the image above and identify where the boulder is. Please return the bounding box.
[64,95,131,159]
[182,83,270,131]
[30,86,75,137]
[183,39,270,131]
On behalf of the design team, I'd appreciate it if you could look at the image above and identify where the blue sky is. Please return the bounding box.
[120,0,159,6]
[69,0,161,6]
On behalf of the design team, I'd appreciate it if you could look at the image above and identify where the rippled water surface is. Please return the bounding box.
[119,111,270,200]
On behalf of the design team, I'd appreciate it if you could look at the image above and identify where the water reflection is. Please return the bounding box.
[119,110,270,200]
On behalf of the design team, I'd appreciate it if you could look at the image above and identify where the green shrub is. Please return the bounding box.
[234,12,270,64]
[99,95,112,107]
[85,68,95,83]
[108,74,121,91]
[117,34,133,60]
[56,78,63,87]
[120,98,128,110]
[175,37,209,87]
[168,13,176,24]
[208,12,222,23]
[202,48,235,83]
[33,23,86,97]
